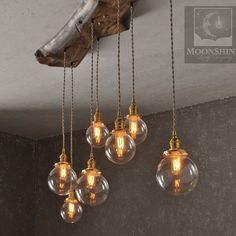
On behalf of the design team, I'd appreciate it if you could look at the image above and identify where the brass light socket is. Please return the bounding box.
[87,157,96,169]
[59,149,67,162]
[94,109,101,122]
[68,190,75,199]
[115,115,124,130]
[129,102,138,115]
[169,131,181,150]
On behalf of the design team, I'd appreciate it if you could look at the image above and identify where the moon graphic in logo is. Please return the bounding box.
[202,12,218,38]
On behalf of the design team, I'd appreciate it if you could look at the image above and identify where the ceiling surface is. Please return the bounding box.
[0,0,235,139]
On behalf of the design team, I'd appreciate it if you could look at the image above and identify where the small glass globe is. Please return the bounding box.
[156,151,198,196]
[86,121,110,148]
[75,169,109,207]
[48,162,77,196]
[105,129,136,165]
[125,114,148,145]
[61,193,83,223]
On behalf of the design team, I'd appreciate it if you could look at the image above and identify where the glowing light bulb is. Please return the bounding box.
[86,170,97,189]
[116,133,125,158]
[171,157,181,175]
[61,192,83,223]
[86,121,109,148]
[125,113,148,145]
[105,129,136,165]
[75,167,109,207]
[48,161,77,196]
[156,148,198,196]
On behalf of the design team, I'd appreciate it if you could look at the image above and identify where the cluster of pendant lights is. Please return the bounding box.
[47,0,199,224]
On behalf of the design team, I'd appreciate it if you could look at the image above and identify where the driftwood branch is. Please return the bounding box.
[35,0,139,67]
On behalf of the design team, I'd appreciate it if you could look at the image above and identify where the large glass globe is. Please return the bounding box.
[61,193,83,223]
[156,151,198,196]
[125,114,148,145]
[86,121,109,148]
[105,129,136,165]
[75,169,109,207]
[48,162,77,196]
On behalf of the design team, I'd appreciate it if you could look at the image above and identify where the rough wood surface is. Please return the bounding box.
[35,0,138,68]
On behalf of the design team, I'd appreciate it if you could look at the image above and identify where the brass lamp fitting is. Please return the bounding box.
[169,131,181,150]
[68,190,75,199]
[129,102,138,115]
[115,112,124,130]
[87,156,96,169]
[93,109,101,123]
[59,148,67,162]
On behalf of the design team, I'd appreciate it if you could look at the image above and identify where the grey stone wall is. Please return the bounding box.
[0,133,35,236]
[34,97,236,236]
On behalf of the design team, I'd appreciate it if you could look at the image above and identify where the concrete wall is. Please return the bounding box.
[34,97,236,236]
[0,133,35,236]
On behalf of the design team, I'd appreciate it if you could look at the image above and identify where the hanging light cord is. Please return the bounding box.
[170,0,177,135]
[130,3,135,104]
[62,50,66,152]
[96,38,100,110]
[117,0,121,117]
[90,21,94,156]
[70,63,74,168]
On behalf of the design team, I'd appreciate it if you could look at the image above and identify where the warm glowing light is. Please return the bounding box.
[68,202,75,218]
[94,125,102,144]
[171,157,182,175]
[87,172,96,189]
[115,133,125,158]
[174,179,181,192]
[59,165,67,180]
[130,120,138,139]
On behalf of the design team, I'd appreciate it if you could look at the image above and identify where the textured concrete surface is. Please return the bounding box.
[34,97,236,236]
[0,0,236,138]
[0,133,35,236]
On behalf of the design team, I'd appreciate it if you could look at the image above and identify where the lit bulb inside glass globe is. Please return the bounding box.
[48,153,77,196]
[156,148,198,196]
[125,114,148,145]
[86,121,109,148]
[75,164,109,207]
[105,128,136,165]
[61,191,83,223]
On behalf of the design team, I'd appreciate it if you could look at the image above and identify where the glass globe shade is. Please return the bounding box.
[125,114,148,144]
[61,194,83,223]
[156,151,198,196]
[75,169,109,207]
[86,121,109,148]
[48,162,77,196]
[105,129,136,165]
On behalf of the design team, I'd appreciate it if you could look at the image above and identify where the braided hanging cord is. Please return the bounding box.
[130,3,135,104]
[70,63,74,168]
[62,50,66,152]
[96,38,100,110]
[90,21,94,156]
[117,0,121,117]
[169,0,177,135]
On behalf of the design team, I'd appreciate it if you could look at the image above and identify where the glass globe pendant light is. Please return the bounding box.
[61,63,83,223]
[156,0,198,196]
[48,50,77,196]
[86,34,109,148]
[76,27,109,206]
[105,0,136,165]
[124,3,148,145]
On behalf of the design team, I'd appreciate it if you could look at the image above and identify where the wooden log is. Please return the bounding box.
[35,0,139,68]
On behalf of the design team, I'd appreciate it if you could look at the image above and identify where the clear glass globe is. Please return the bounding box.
[105,129,136,165]
[48,162,77,196]
[75,169,109,207]
[61,194,83,223]
[86,121,110,148]
[125,114,148,145]
[156,152,198,196]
